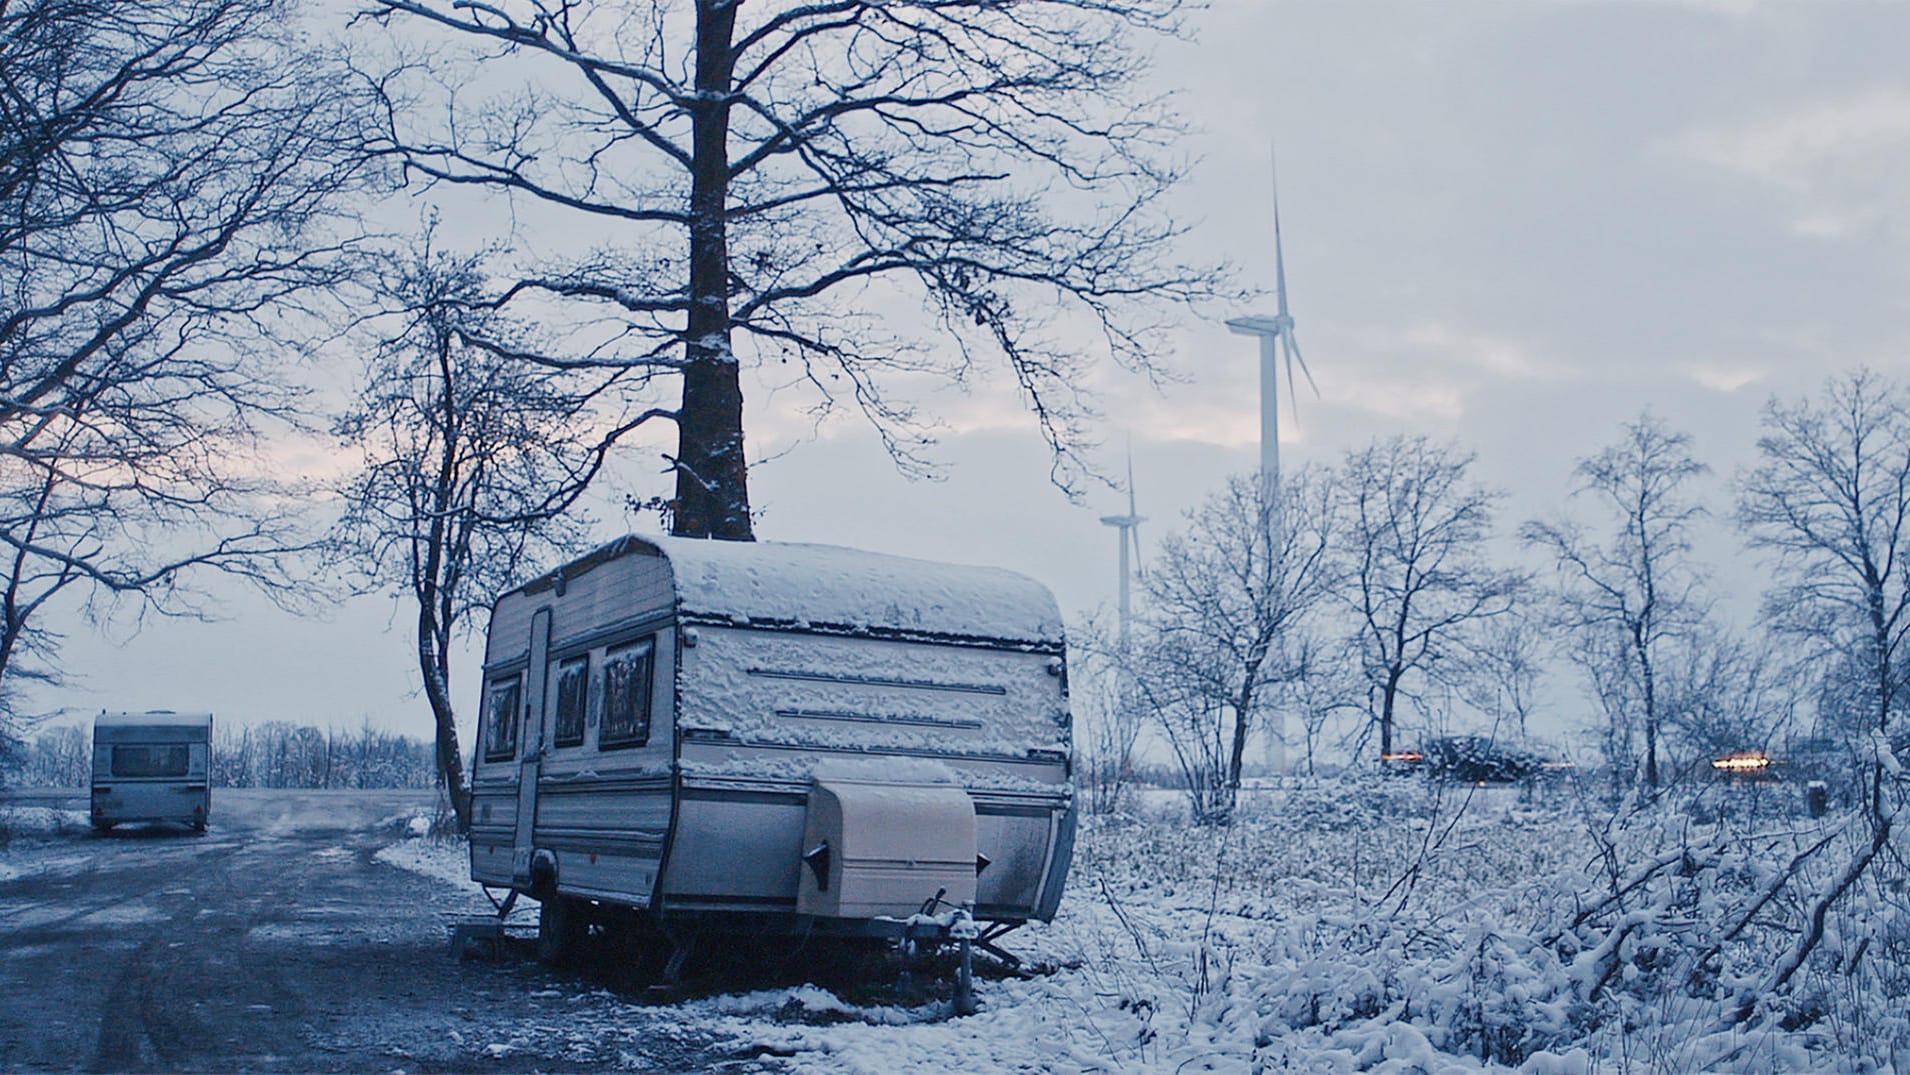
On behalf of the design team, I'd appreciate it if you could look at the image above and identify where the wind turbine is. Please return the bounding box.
[1224,150,1315,777]
[1098,451,1145,651]
[1225,150,1318,499]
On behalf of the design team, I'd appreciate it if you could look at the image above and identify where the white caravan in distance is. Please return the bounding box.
[91,711,213,833]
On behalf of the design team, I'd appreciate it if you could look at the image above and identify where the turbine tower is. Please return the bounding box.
[1225,151,1317,501]
[1099,452,1145,651]
[1224,150,1315,777]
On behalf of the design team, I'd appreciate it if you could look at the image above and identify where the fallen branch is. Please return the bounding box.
[1542,847,1693,949]
[1685,821,1845,991]
[1731,802,1893,1026]
[1100,877,1163,979]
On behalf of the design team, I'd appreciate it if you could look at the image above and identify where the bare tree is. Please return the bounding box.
[1339,435,1521,762]
[1522,414,1710,787]
[1738,369,1910,741]
[333,243,660,828]
[1458,610,1547,745]
[1069,618,1148,815]
[202,720,435,788]
[1135,469,1337,823]
[355,0,1226,540]
[0,0,372,711]
[1657,629,1800,774]
[1729,370,1910,1028]
[1283,636,1364,777]
[15,721,88,787]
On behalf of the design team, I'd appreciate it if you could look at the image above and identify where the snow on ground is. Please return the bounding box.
[377,777,1903,1073]
[0,805,94,881]
[1,804,90,836]
[375,829,471,890]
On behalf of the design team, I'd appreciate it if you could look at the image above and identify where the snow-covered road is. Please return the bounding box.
[0,790,728,1072]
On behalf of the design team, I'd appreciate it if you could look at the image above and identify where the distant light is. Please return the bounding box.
[1381,752,1423,763]
[1711,751,1773,772]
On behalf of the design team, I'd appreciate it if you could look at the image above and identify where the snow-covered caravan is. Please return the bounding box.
[90,711,213,832]
[469,536,1075,962]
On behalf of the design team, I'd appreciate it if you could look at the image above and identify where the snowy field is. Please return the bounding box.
[368,778,1902,1074]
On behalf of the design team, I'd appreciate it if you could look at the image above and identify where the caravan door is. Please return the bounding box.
[511,608,552,886]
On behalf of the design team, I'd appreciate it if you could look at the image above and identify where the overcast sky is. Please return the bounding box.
[32,0,1910,748]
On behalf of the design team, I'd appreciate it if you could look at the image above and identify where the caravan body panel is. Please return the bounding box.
[470,548,676,901]
[470,536,1075,930]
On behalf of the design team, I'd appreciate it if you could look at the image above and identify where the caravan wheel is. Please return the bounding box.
[536,896,588,966]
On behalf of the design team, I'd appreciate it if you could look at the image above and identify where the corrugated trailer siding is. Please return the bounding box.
[674,626,1068,755]
[661,788,808,908]
[661,768,1067,917]
[484,550,676,668]
[548,552,675,653]
[469,777,517,885]
[662,621,1072,920]
[484,590,534,670]
[534,775,674,902]
[473,544,679,905]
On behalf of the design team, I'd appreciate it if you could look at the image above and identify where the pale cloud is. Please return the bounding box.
[1788,209,1864,240]
[1125,395,1261,449]
[1399,321,1565,382]
[1681,363,1767,393]
[1675,85,1910,254]
[1303,321,1556,427]
[1681,85,1910,183]
[1328,369,1467,423]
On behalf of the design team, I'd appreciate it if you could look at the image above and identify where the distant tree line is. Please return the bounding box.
[1081,370,1910,827]
[13,721,437,790]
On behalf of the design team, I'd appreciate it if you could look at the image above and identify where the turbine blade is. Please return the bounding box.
[1287,328,1320,397]
[1271,143,1289,319]
[1125,444,1138,517]
[1284,349,1303,424]
[1131,522,1146,581]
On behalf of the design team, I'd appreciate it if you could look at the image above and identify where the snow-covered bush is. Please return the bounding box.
[1059,775,1910,1072]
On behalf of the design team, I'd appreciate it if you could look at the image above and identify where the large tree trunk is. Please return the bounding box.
[673,0,751,541]
[418,595,471,831]
[1226,656,1262,793]
[416,351,473,830]
[1380,667,1402,759]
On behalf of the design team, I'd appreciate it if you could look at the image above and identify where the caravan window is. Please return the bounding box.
[551,656,588,748]
[599,639,653,749]
[111,744,189,778]
[483,676,522,761]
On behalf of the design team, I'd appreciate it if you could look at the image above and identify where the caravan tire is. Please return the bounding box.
[536,896,587,966]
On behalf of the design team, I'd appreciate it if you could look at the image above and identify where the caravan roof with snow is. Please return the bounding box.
[508,535,1065,648]
[95,711,213,729]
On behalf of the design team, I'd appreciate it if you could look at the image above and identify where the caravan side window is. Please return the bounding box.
[483,676,522,761]
[551,656,589,748]
[598,639,654,749]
